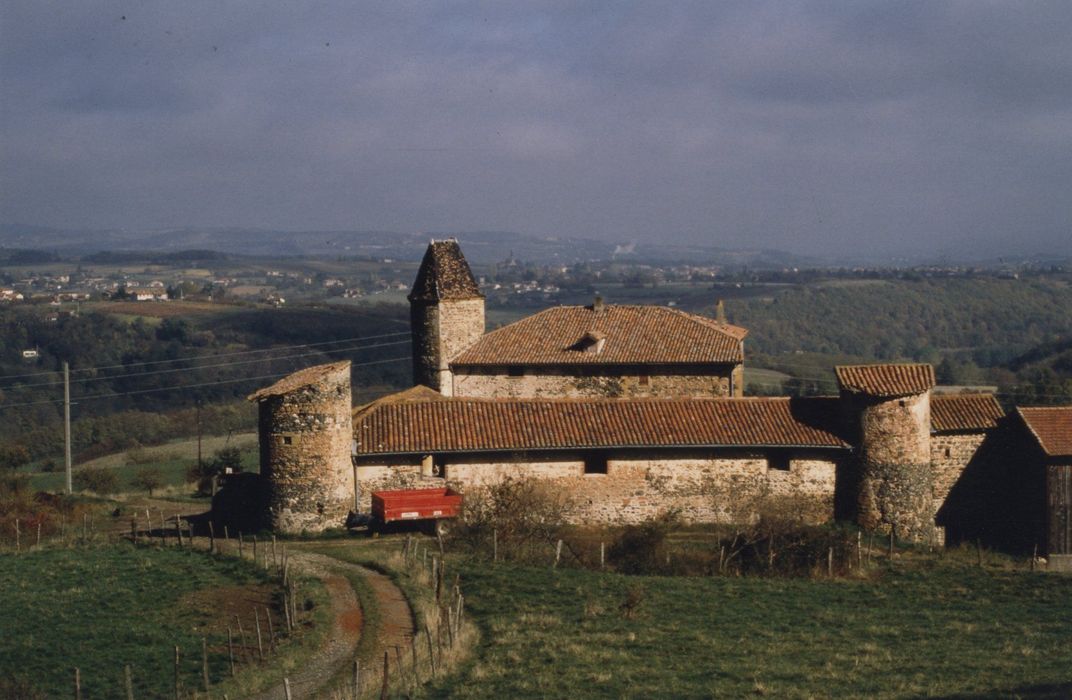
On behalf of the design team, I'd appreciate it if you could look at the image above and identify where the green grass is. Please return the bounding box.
[26,433,258,494]
[0,544,324,698]
[421,556,1072,699]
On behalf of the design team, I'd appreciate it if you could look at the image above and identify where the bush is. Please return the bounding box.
[72,467,120,495]
[457,476,572,563]
[608,511,679,575]
[130,467,162,496]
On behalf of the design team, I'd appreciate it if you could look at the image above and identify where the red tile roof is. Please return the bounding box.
[835,364,935,398]
[352,394,848,456]
[1016,407,1072,457]
[408,240,483,302]
[451,305,747,367]
[247,361,350,401]
[931,395,1004,432]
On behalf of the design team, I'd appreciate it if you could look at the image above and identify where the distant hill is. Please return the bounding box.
[0,223,821,268]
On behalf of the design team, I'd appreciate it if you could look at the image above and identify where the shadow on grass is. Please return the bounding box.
[933,681,1072,699]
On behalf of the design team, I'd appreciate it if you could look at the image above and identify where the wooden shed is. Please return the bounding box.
[1016,407,1072,571]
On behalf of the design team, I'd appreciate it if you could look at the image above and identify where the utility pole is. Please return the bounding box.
[196,400,203,472]
[64,361,72,494]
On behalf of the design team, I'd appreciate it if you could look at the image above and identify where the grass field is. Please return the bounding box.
[419,557,1072,699]
[0,544,323,698]
[27,433,258,494]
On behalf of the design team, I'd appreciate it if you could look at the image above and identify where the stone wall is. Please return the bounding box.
[258,365,353,534]
[931,433,986,511]
[411,298,485,393]
[354,448,839,526]
[451,365,736,399]
[854,391,935,541]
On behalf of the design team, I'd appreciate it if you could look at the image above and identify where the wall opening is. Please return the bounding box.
[584,452,608,475]
[768,452,791,471]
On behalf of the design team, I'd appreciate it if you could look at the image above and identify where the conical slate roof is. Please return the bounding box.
[408,239,483,302]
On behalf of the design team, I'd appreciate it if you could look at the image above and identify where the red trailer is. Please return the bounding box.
[370,487,463,536]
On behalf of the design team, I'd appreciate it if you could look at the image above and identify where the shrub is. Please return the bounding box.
[458,476,572,563]
[130,467,163,496]
[608,511,679,575]
[72,467,120,495]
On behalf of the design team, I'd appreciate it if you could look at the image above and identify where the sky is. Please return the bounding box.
[1,1,1070,258]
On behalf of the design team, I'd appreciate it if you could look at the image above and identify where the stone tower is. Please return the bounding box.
[836,364,936,542]
[247,361,353,534]
[408,239,485,395]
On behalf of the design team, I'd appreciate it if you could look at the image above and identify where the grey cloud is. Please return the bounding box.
[1,1,1070,257]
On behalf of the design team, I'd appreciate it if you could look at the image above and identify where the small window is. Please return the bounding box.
[898,400,906,407]
[768,453,791,471]
[638,374,649,386]
[433,456,447,478]
[584,453,608,475]
[944,447,952,458]
[283,435,293,445]
[507,366,525,377]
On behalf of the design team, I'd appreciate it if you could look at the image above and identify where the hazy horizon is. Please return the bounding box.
[2,2,1070,259]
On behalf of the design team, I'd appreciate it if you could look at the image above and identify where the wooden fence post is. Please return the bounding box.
[36,521,42,548]
[380,650,390,700]
[856,531,862,569]
[600,541,605,569]
[272,535,278,571]
[252,535,258,566]
[284,677,293,700]
[130,519,137,545]
[124,664,134,700]
[14,518,20,553]
[255,609,264,661]
[827,547,833,577]
[238,532,244,559]
[554,539,563,568]
[173,645,180,700]
[74,667,81,700]
[352,659,360,699]
[208,521,216,554]
[236,615,250,664]
[227,627,236,676]
[265,606,276,650]
[202,637,210,692]
[425,624,437,677]
[493,529,498,562]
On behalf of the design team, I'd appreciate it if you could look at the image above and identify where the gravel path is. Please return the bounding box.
[250,551,416,700]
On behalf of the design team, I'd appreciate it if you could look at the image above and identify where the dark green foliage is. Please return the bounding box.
[129,467,162,496]
[72,466,119,494]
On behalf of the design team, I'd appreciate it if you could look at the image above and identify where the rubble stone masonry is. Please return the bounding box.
[354,449,838,525]
[258,365,353,533]
[411,298,485,393]
[855,392,935,541]
[452,366,735,399]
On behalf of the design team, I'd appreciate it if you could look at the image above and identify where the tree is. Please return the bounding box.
[130,467,163,496]
[73,467,120,495]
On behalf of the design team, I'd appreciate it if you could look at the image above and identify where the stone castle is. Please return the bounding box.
[243,240,1071,569]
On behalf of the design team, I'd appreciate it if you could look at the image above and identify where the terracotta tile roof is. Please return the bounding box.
[408,240,483,302]
[451,305,747,366]
[352,394,848,455]
[1016,407,1072,457]
[931,394,1004,433]
[835,364,935,398]
[248,360,350,401]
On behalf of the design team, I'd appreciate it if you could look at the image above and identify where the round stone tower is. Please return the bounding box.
[836,364,936,542]
[409,239,485,396]
[248,360,353,534]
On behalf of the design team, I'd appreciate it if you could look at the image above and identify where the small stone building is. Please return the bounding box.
[247,361,354,534]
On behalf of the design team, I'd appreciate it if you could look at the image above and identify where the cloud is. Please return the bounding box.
[1,1,1070,257]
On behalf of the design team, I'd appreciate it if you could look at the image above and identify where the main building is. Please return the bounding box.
[243,240,1072,569]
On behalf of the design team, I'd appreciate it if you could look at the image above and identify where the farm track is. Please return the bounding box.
[100,505,417,700]
[247,549,417,700]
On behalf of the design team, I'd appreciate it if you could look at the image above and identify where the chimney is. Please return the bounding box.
[592,295,605,313]
[714,299,726,324]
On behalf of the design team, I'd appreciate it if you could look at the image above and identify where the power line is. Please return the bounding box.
[6,339,410,390]
[0,355,411,411]
[0,330,410,384]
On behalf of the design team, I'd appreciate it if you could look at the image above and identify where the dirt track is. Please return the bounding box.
[249,551,415,700]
